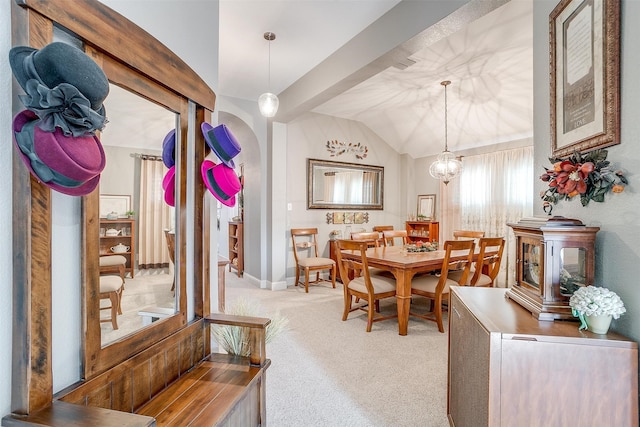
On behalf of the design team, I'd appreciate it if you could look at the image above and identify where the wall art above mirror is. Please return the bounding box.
[307,158,383,210]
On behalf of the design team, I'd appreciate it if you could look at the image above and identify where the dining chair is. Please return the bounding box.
[372,225,393,240]
[351,231,381,247]
[455,237,505,287]
[382,230,408,247]
[164,229,176,292]
[291,228,336,293]
[334,239,398,332]
[99,275,125,330]
[453,230,485,240]
[409,239,475,333]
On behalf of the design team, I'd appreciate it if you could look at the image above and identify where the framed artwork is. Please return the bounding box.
[333,212,344,224]
[99,194,131,218]
[417,194,436,221]
[343,212,354,224]
[550,0,620,158]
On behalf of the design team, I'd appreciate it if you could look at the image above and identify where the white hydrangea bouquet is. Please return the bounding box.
[569,285,626,331]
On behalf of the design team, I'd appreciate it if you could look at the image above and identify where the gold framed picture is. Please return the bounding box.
[550,0,620,158]
[417,194,436,221]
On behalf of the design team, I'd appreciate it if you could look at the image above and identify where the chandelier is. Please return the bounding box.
[258,32,279,117]
[429,80,462,184]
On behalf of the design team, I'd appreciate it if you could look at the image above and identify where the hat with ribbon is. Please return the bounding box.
[162,166,176,207]
[9,42,109,136]
[202,122,241,168]
[200,159,241,207]
[162,129,176,168]
[12,110,106,196]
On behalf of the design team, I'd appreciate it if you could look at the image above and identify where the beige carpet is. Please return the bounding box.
[224,273,451,427]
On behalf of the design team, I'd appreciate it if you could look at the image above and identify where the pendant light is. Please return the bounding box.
[258,32,279,117]
[429,80,462,185]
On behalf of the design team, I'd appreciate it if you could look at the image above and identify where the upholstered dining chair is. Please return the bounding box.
[334,239,397,332]
[453,230,485,240]
[409,239,475,333]
[291,228,336,293]
[450,237,505,287]
[99,275,125,330]
[382,230,408,247]
[351,231,381,247]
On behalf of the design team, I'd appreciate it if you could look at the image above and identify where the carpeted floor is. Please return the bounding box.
[224,273,451,427]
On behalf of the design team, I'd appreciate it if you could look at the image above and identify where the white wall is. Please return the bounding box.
[284,112,406,280]
[532,1,640,342]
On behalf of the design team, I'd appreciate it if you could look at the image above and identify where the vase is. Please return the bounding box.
[585,314,613,334]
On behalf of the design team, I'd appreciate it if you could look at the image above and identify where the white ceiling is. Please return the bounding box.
[218,0,533,158]
[102,0,534,160]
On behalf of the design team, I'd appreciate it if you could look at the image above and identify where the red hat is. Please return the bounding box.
[12,110,105,196]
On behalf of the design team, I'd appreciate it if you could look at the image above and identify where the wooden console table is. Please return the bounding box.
[449,286,638,426]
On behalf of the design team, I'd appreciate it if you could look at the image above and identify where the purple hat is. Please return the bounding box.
[162,129,176,168]
[162,166,176,207]
[12,110,105,196]
[202,122,241,168]
[200,159,241,207]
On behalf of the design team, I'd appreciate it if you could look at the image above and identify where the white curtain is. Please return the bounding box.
[138,156,173,269]
[362,171,377,204]
[447,146,534,287]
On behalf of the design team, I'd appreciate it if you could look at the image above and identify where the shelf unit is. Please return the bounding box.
[228,221,244,277]
[99,218,135,278]
[405,221,439,243]
[448,287,638,427]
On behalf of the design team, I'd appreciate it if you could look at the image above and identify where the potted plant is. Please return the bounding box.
[211,298,288,356]
[125,210,135,219]
[569,285,626,334]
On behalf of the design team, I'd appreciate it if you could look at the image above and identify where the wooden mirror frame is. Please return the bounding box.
[11,0,214,414]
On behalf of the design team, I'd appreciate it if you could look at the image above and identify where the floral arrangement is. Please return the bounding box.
[569,285,626,331]
[211,298,288,357]
[540,149,627,206]
[404,241,438,253]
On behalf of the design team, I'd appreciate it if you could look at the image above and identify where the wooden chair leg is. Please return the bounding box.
[366,297,375,332]
[295,267,300,287]
[117,285,123,315]
[330,266,336,288]
[304,269,310,293]
[109,292,119,330]
[435,294,444,333]
[342,294,352,321]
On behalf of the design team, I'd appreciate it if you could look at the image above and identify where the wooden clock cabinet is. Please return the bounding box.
[507,216,599,320]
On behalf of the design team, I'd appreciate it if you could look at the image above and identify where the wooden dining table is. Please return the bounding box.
[340,245,492,335]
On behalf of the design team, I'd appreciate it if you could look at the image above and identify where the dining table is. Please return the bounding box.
[340,244,493,335]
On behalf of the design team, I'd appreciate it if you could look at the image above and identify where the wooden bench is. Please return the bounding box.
[4,315,270,427]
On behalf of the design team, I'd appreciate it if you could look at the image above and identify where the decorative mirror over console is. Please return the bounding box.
[307,158,384,210]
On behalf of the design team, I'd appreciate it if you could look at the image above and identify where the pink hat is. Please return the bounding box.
[162,166,175,206]
[12,110,105,196]
[200,159,241,207]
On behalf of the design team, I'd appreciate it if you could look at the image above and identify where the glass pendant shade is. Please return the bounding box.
[429,80,462,185]
[258,92,279,117]
[429,150,463,185]
[259,32,278,117]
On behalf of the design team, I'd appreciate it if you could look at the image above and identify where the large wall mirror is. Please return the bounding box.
[307,158,384,210]
[99,83,177,346]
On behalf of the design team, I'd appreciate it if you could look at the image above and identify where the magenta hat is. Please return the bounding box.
[200,159,241,207]
[12,110,105,196]
[202,122,240,168]
[162,166,176,206]
[162,129,176,168]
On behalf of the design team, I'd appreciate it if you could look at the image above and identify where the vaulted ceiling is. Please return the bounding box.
[219,0,533,158]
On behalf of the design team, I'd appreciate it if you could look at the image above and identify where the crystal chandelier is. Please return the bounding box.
[429,80,462,184]
[258,32,279,117]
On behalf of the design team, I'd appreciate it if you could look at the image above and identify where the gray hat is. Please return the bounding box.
[9,42,109,136]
